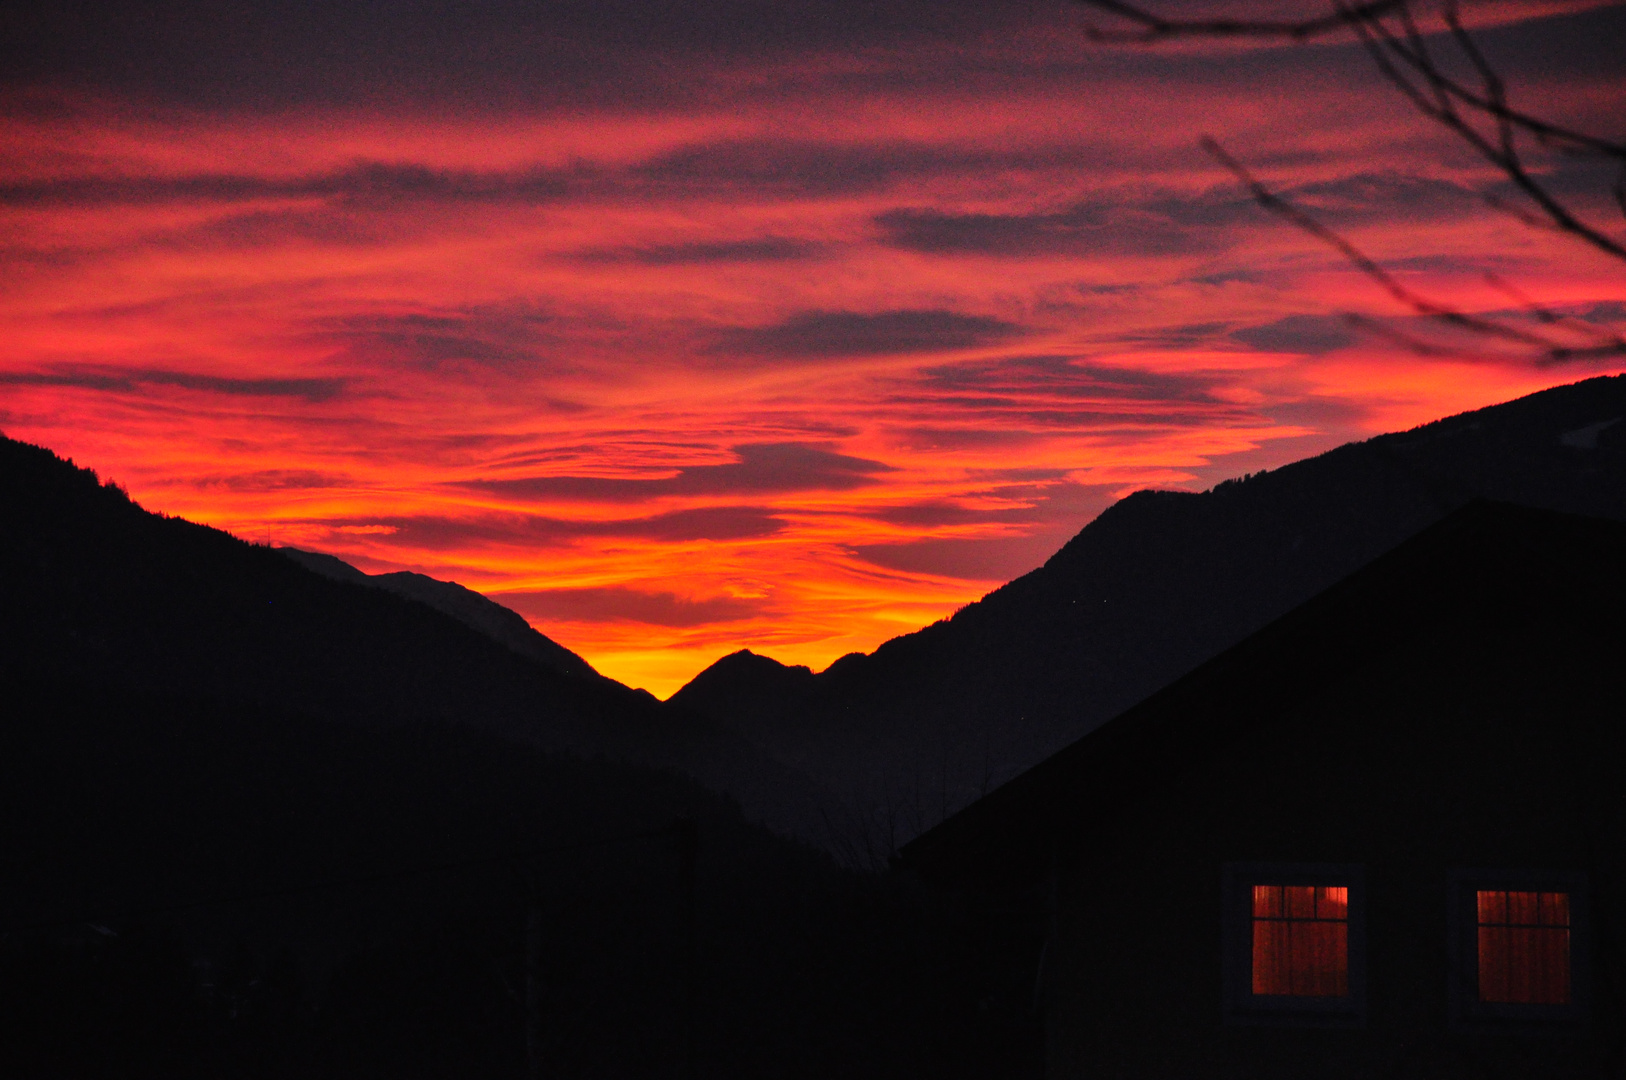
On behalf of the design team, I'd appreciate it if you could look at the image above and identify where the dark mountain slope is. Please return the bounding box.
[0,436,1032,1074]
[0,674,1027,1079]
[672,374,1626,844]
[0,435,826,840]
[281,547,598,679]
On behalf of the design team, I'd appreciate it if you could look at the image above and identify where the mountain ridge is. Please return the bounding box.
[670,374,1626,846]
[0,436,1022,1075]
[0,434,830,843]
[280,547,599,681]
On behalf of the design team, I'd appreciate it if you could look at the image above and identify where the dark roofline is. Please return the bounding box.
[897,500,1626,889]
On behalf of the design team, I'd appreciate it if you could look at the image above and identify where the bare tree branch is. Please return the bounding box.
[1481,272,1625,351]
[1082,0,1623,154]
[1343,309,1626,366]
[1479,190,1561,233]
[1348,0,1626,261]
[1081,0,1407,42]
[1203,135,1619,357]
[1077,0,1626,259]
[1075,0,1626,365]
[1201,138,1623,362]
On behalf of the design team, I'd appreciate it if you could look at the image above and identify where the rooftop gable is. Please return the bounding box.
[899,501,1626,888]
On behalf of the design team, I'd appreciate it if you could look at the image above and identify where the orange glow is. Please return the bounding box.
[1477,890,1571,1005]
[3,3,1622,695]
[1252,885,1349,997]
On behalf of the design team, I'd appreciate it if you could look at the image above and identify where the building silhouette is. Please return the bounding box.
[903,502,1626,1078]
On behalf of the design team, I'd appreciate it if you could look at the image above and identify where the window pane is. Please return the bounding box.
[1284,886,1316,919]
[1317,886,1348,919]
[1253,917,1292,995]
[1251,883,1349,998]
[1291,920,1348,996]
[1541,892,1570,928]
[1476,890,1571,1005]
[1507,891,1539,926]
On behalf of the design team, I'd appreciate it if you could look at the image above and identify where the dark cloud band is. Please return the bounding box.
[711,309,1028,361]
[0,366,345,402]
[466,442,893,502]
[495,586,767,628]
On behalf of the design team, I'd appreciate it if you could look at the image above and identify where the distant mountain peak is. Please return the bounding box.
[677,648,813,695]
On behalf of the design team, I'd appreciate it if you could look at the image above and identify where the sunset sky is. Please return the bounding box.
[3,0,1623,694]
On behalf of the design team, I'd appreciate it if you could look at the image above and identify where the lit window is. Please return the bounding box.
[1449,871,1588,1029]
[1476,890,1570,1005]
[1223,863,1364,1024]
[1252,885,1349,997]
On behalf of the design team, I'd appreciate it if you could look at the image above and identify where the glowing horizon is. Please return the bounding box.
[3,0,1623,695]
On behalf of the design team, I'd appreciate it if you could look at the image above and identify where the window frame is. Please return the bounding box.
[1221,862,1366,1027]
[1448,868,1590,1032]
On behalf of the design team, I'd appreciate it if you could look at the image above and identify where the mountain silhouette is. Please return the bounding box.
[0,436,1032,1077]
[280,547,598,679]
[0,435,828,841]
[0,673,975,1079]
[671,374,1626,851]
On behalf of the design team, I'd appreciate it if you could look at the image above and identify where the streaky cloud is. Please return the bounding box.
[0,161,582,207]
[496,586,768,628]
[313,306,566,375]
[571,237,824,265]
[915,355,1226,404]
[0,366,346,402]
[850,533,1074,583]
[634,139,1100,198]
[323,505,788,549]
[873,201,1228,258]
[1233,314,1359,355]
[466,443,894,503]
[712,309,1027,360]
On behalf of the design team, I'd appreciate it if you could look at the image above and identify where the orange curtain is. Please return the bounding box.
[1252,885,1349,997]
[1477,890,1570,1005]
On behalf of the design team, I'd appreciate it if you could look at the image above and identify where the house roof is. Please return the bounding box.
[897,501,1626,889]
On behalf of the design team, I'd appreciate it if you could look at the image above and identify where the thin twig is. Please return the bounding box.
[1081,0,1406,42]
[1353,2,1626,260]
[1203,138,1625,363]
[1479,191,1560,233]
[1343,312,1626,366]
[1075,0,1626,366]
[1078,0,1624,158]
[1075,0,1626,262]
[1342,312,1460,357]
[1482,272,1626,349]
[1206,139,1567,346]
